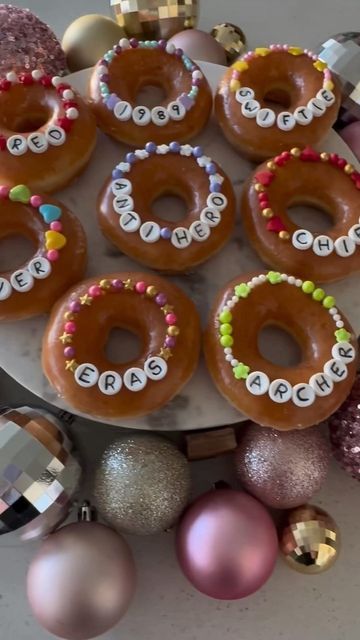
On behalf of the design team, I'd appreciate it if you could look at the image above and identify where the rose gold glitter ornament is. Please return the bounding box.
[0,5,67,76]
[111,0,198,40]
[328,374,360,480]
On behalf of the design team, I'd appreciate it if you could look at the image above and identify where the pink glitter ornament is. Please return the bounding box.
[0,5,67,76]
[328,374,360,480]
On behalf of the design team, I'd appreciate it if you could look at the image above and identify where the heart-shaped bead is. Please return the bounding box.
[45,230,67,251]
[255,47,270,57]
[9,184,31,203]
[255,171,275,186]
[39,204,62,224]
[266,216,286,232]
[300,147,320,162]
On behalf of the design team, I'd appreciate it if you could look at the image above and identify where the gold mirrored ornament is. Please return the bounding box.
[110,0,197,40]
[211,23,246,64]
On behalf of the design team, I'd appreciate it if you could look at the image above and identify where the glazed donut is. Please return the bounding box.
[242,147,360,282]
[215,44,340,160]
[0,184,87,321]
[89,38,212,146]
[98,142,235,272]
[42,273,201,419]
[204,271,357,430]
[0,69,97,192]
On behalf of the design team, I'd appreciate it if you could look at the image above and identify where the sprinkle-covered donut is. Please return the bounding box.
[241,147,360,282]
[0,70,97,191]
[215,45,340,160]
[204,271,357,430]
[98,142,235,272]
[42,273,201,419]
[0,184,87,321]
[89,38,212,146]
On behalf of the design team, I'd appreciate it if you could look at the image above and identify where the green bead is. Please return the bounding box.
[323,295,336,309]
[233,363,250,379]
[312,288,325,301]
[302,280,315,294]
[220,323,233,336]
[219,310,232,323]
[267,271,282,284]
[220,335,234,348]
[335,328,351,343]
[235,283,250,298]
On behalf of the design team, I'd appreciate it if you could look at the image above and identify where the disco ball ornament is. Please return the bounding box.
[316,32,360,128]
[328,374,360,480]
[0,406,81,541]
[62,14,126,72]
[110,0,197,40]
[280,504,340,574]
[0,5,67,76]
[211,23,246,64]
[234,423,331,509]
[93,434,191,535]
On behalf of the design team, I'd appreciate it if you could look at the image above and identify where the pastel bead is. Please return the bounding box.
[155,293,167,306]
[30,195,42,208]
[9,184,31,203]
[50,221,62,231]
[47,249,59,261]
[45,231,67,250]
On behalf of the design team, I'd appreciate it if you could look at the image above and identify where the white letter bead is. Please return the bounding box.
[144,357,168,381]
[168,100,186,121]
[113,194,134,214]
[292,383,316,407]
[348,224,360,244]
[292,229,314,250]
[27,133,48,154]
[7,135,27,156]
[119,211,141,232]
[246,371,270,395]
[207,193,228,211]
[307,98,326,116]
[200,207,222,227]
[241,99,261,118]
[269,379,293,403]
[235,87,255,103]
[324,358,348,381]
[75,363,99,387]
[111,178,132,196]
[132,105,151,126]
[334,236,356,256]
[256,108,276,127]
[294,106,313,125]
[312,235,334,256]
[309,372,334,396]
[151,106,170,126]
[28,257,52,279]
[46,125,66,146]
[123,367,147,391]
[139,221,161,243]
[316,88,336,105]
[114,101,132,121]
[277,112,296,130]
[331,342,356,363]
[10,270,34,292]
[98,371,122,395]
[0,278,11,301]
[189,221,210,241]
[171,227,192,249]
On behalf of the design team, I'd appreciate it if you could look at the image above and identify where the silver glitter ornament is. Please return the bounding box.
[93,434,191,535]
[316,32,360,128]
[0,406,81,541]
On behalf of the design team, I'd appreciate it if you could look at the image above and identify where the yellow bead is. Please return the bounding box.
[313,60,327,72]
[262,208,274,219]
[99,279,111,290]
[344,164,354,175]
[168,325,180,337]
[255,47,270,56]
[255,183,265,193]
[320,152,329,161]
[279,231,290,240]
[230,79,241,92]
[232,60,249,72]
[324,80,334,91]
[64,311,75,321]
[288,46,304,56]
[146,285,158,298]
[290,147,301,157]
[267,160,276,170]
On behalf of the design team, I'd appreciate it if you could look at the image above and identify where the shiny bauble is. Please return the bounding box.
[340,121,360,161]
[62,14,126,72]
[168,29,227,65]
[280,505,340,574]
[316,32,360,128]
[94,434,191,535]
[27,521,136,640]
[211,23,246,64]
[0,406,81,541]
[111,0,197,40]
[328,374,360,479]
[176,488,278,599]
[234,423,331,509]
[0,5,66,76]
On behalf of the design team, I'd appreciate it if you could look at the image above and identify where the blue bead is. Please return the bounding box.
[169,141,180,153]
[126,152,136,164]
[206,163,217,175]
[160,227,172,239]
[145,141,157,154]
[193,146,203,158]
[112,169,123,179]
[210,183,222,193]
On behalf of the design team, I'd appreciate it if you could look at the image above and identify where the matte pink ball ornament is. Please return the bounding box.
[168,29,227,65]
[340,121,360,161]
[176,488,278,600]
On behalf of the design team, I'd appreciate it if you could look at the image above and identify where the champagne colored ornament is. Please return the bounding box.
[280,505,340,574]
[62,14,126,72]
[176,488,278,599]
[234,423,331,509]
[27,507,136,640]
[0,406,81,541]
[0,5,66,76]
[94,434,191,535]
[168,29,227,65]
[111,0,197,40]
[328,374,360,479]
[211,23,246,64]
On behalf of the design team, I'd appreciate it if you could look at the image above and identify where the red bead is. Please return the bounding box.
[19,73,34,85]
[0,79,11,91]
[64,321,77,334]
[63,100,78,110]
[258,192,269,201]
[56,83,71,95]
[356,181,360,190]
[266,216,287,232]
[300,147,320,162]
[255,170,275,186]
[0,137,7,151]
[40,75,52,87]
[57,117,73,132]
[259,201,270,210]
[281,151,291,160]
[351,171,360,183]
[274,156,286,166]
[329,153,339,166]
[337,157,347,169]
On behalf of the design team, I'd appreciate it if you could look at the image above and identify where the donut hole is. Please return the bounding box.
[0,234,35,270]
[104,327,142,364]
[136,84,167,109]
[151,193,188,223]
[263,87,292,110]
[287,202,333,233]
[258,325,302,367]
[6,106,51,133]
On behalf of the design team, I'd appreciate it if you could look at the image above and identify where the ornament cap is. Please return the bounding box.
[78,501,97,522]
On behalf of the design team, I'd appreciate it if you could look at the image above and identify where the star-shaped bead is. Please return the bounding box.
[65,359,78,372]
[124,278,134,290]
[180,144,193,156]
[234,283,250,298]
[80,294,92,306]
[162,304,174,314]
[335,328,351,343]
[156,144,169,154]
[117,162,130,173]
[233,363,250,379]
[158,347,173,361]
[59,332,73,345]
[197,155,212,167]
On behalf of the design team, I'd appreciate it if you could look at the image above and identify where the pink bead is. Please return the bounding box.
[135,281,146,294]
[30,195,42,208]
[270,44,277,50]
[64,321,76,333]
[0,185,9,199]
[47,249,59,261]
[232,70,240,80]
[276,44,282,50]
[165,313,177,325]
[282,44,288,50]
[324,69,331,79]
[50,221,62,231]
[88,285,102,298]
